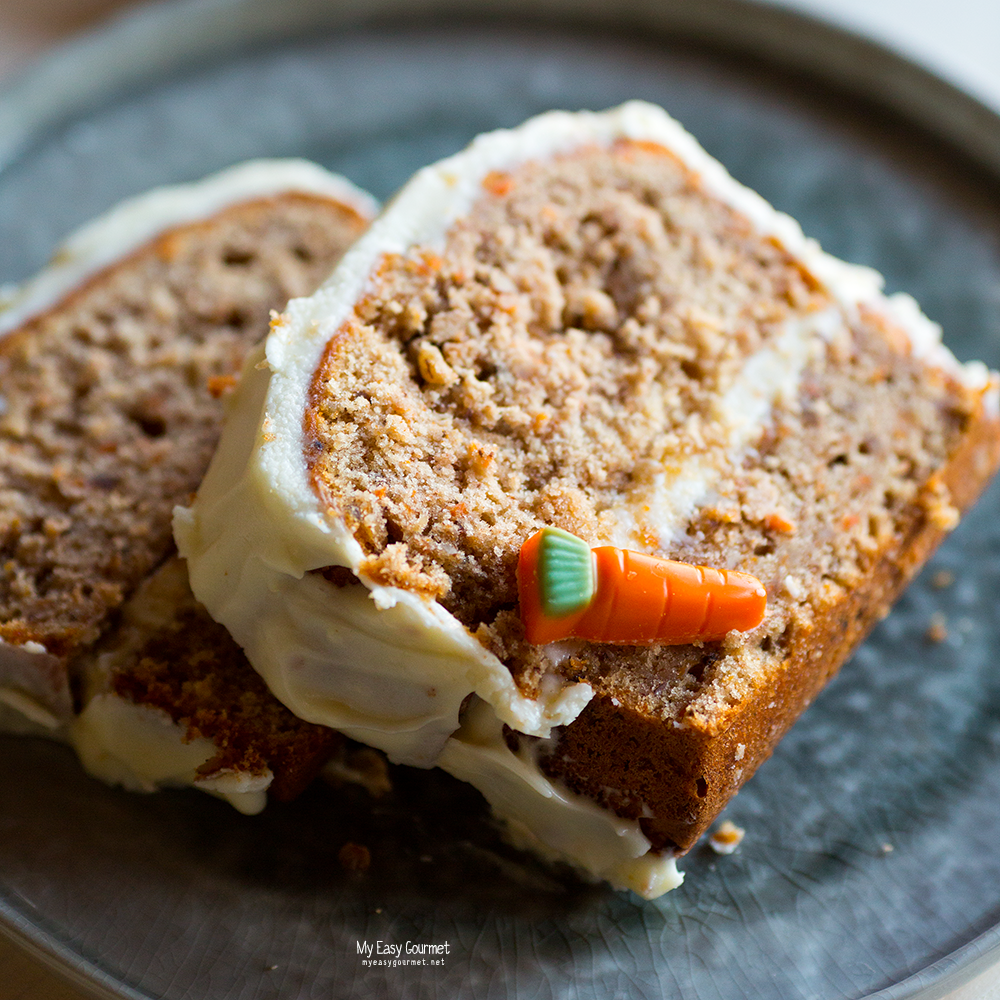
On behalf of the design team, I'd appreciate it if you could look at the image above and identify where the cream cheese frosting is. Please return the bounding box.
[0,639,69,729]
[0,158,378,734]
[68,557,273,814]
[438,698,681,895]
[176,103,991,897]
[0,158,377,338]
[71,693,271,816]
[605,307,838,550]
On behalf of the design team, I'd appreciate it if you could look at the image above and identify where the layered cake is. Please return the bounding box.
[0,161,376,807]
[179,103,999,897]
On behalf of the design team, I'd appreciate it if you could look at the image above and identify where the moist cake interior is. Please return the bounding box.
[0,194,368,662]
[304,141,979,732]
[99,558,345,802]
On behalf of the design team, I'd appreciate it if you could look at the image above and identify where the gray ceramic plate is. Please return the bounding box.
[1,2,999,998]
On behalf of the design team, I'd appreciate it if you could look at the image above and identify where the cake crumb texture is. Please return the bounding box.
[0,193,367,661]
[110,580,344,801]
[307,143,825,623]
[303,141,998,853]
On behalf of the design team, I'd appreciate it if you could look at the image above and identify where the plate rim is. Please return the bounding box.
[3,0,1000,177]
[2,1,1000,998]
[0,904,144,1000]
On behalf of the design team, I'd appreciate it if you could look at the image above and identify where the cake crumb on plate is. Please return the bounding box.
[708,820,745,855]
[926,611,948,644]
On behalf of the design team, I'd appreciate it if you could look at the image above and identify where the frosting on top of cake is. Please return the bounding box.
[0,158,378,339]
[175,103,989,897]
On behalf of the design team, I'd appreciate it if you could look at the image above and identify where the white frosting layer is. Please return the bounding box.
[177,102,990,898]
[0,158,378,736]
[174,343,593,767]
[0,639,70,726]
[439,699,681,896]
[0,687,63,734]
[607,308,836,549]
[71,694,270,815]
[66,558,272,815]
[0,158,378,338]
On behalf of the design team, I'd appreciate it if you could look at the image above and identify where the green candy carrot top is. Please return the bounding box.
[517,527,767,646]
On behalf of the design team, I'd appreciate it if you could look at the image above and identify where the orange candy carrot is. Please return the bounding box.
[517,527,767,646]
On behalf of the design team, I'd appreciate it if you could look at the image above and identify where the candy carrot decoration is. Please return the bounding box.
[517,527,766,646]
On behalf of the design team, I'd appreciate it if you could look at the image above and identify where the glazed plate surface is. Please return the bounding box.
[1,2,999,998]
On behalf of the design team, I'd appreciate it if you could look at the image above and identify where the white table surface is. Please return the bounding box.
[774,0,1000,114]
[0,1,998,998]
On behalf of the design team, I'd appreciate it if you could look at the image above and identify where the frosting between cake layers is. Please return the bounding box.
[606,306,838,549]
[176,102,989,896]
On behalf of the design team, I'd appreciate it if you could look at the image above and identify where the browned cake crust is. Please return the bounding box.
[534,396,999,853]
[302,142,1000,856]
[0,191,368,717]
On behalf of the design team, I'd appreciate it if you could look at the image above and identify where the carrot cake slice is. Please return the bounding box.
[0,161,375,806]
[177,104,999,897]
[71,556,346,812]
